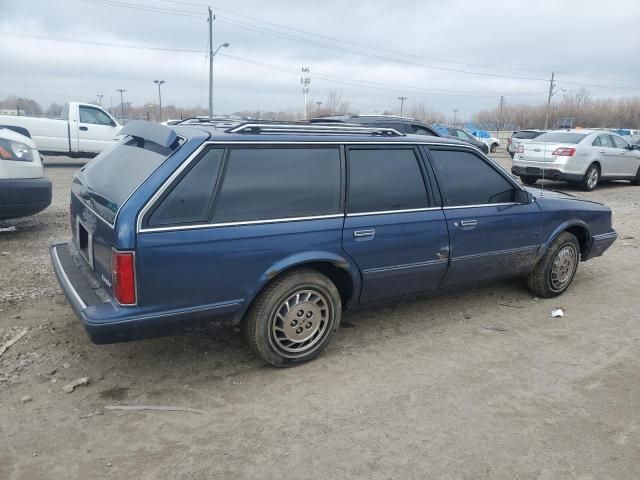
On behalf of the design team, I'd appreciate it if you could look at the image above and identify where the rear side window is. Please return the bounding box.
[347,148,428,213]
[148,148,224,226]
[596,135,613,147]
[213,147,341,222]
[513,131,542,140]
[430,149,516,206]
[410,124,437,136]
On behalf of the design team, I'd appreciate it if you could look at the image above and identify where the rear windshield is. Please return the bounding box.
[513,130,543,139]
[532,132,586,144]
[72,137,178,223]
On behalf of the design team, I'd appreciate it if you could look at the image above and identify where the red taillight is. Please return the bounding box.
[111,250,136,305]
[517,145,524,154]
[552,147,576,156]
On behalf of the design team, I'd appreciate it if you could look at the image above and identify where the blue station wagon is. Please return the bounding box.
[50,121,617,366]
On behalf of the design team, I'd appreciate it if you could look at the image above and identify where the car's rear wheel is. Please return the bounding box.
[581,164,600,191]
[244,269,341,367]
[527,232,580,298]
[520,175,538,186]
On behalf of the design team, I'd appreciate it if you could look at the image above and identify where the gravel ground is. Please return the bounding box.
[1,151,639,479]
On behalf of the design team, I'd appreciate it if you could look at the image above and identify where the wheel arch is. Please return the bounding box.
[237,251,362,323]
[543,221,592,259]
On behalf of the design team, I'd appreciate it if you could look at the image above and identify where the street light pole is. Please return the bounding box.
[453,109,459,127]
[398,96,407,116]
[116,89,126,122]
[97,94,103,106]
[154,80,165,122]
[208,39,230,117]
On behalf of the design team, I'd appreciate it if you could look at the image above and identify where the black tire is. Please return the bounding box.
[490,143,498,153]
[580,163,600,191]
[527,232,580,298]
[520,175,538,186]
[244,268,341,367]
[631,166,640,186]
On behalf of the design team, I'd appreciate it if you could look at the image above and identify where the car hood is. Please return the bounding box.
[523,186,606,207]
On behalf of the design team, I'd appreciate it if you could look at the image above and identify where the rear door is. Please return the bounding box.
[341,146,449,303]
[593,134,618,176]
[76,105,120,153]
[426,147,541,287]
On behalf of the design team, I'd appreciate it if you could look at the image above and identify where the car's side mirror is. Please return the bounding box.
[514,189,532,204]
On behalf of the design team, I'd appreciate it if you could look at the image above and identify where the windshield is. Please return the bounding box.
[533,132,586,144]
[72,136,179,223]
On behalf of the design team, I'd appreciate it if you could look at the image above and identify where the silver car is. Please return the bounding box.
[507,129,545,158]
[511,130,640,191]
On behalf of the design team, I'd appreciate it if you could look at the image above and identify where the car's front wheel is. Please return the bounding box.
[244,268,341,367]
[527,232,580,298]
[520,175,538,186]
[580,164,600,191]
[490,143,498,153]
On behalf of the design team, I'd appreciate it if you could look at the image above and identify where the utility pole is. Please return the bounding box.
[208,6,214,117]
[398,96,407,116]
[97,94,103,106]
[117,89,126,122]
[498,95,504,135]
[301,67,310,120]
[544,72,555,130]
[154,80,165,122]
[453,109,459,127]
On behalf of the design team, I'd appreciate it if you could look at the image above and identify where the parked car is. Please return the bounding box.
[610,128,640,138]
[50,121,617,366]
[469,129,500,153]
[507,129,545,158]
[0,127,52,219]
[310,114,441,136]
[0,102,122,156]
[512,130,640,190]
[432,124,489,153]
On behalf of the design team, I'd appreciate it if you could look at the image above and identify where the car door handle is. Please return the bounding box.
[353,229,375,238]
[460,220,478,227]
[79,126,88,131]
[599,149,605,153]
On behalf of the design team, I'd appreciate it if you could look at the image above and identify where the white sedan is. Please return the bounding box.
[511,129,640,191]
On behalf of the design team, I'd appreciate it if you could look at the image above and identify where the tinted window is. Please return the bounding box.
[513,131,542,140]
[149,148,224,226]
[611,135,629,149]
[213,148,341,222]
[374,122,406,133]
[410,124,436,136]
[73,137,178,223]
[79,106,112,125]
[534,132,586,144]
[430,149,516,206]
[347,149,427,213]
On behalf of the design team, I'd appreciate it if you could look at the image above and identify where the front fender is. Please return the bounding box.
[539,219,591,258]
[237,250,363,320]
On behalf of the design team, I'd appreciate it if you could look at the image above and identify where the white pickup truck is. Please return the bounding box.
[0,102,122,156]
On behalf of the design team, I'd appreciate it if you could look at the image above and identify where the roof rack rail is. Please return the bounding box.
[226,122,404,136]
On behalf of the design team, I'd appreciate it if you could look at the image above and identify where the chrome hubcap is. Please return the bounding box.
[270,289,330,355]
[550,245,577,291]
[587,168,598,189]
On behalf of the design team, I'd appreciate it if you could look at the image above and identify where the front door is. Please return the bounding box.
[425,147,542,287]
[341,146,449,303]
[77,105,120,153]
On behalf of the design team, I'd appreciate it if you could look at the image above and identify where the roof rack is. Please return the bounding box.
[227,122,404,136]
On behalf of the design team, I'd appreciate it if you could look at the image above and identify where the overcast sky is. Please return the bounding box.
[1,0,639,119]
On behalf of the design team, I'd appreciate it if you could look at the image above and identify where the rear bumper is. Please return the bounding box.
[50,241,240,344]
[0,177,52,219]
[511,165,583,182]
[584,231,617,261]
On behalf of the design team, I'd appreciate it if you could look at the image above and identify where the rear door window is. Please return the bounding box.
[347,148,428,213]
[429,149,517,206]
[148,148,224,226]
[598,135,614,148]
[213,147,341,222]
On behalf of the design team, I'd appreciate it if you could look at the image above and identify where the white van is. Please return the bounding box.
[0,128,52,219]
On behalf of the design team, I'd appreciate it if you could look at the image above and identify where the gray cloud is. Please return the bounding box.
[1,0,639,118]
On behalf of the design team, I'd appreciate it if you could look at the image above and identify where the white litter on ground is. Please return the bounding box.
[0,226,17,233]
[551,308,564,318]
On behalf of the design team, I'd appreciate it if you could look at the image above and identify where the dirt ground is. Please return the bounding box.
[1,151,639,479]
